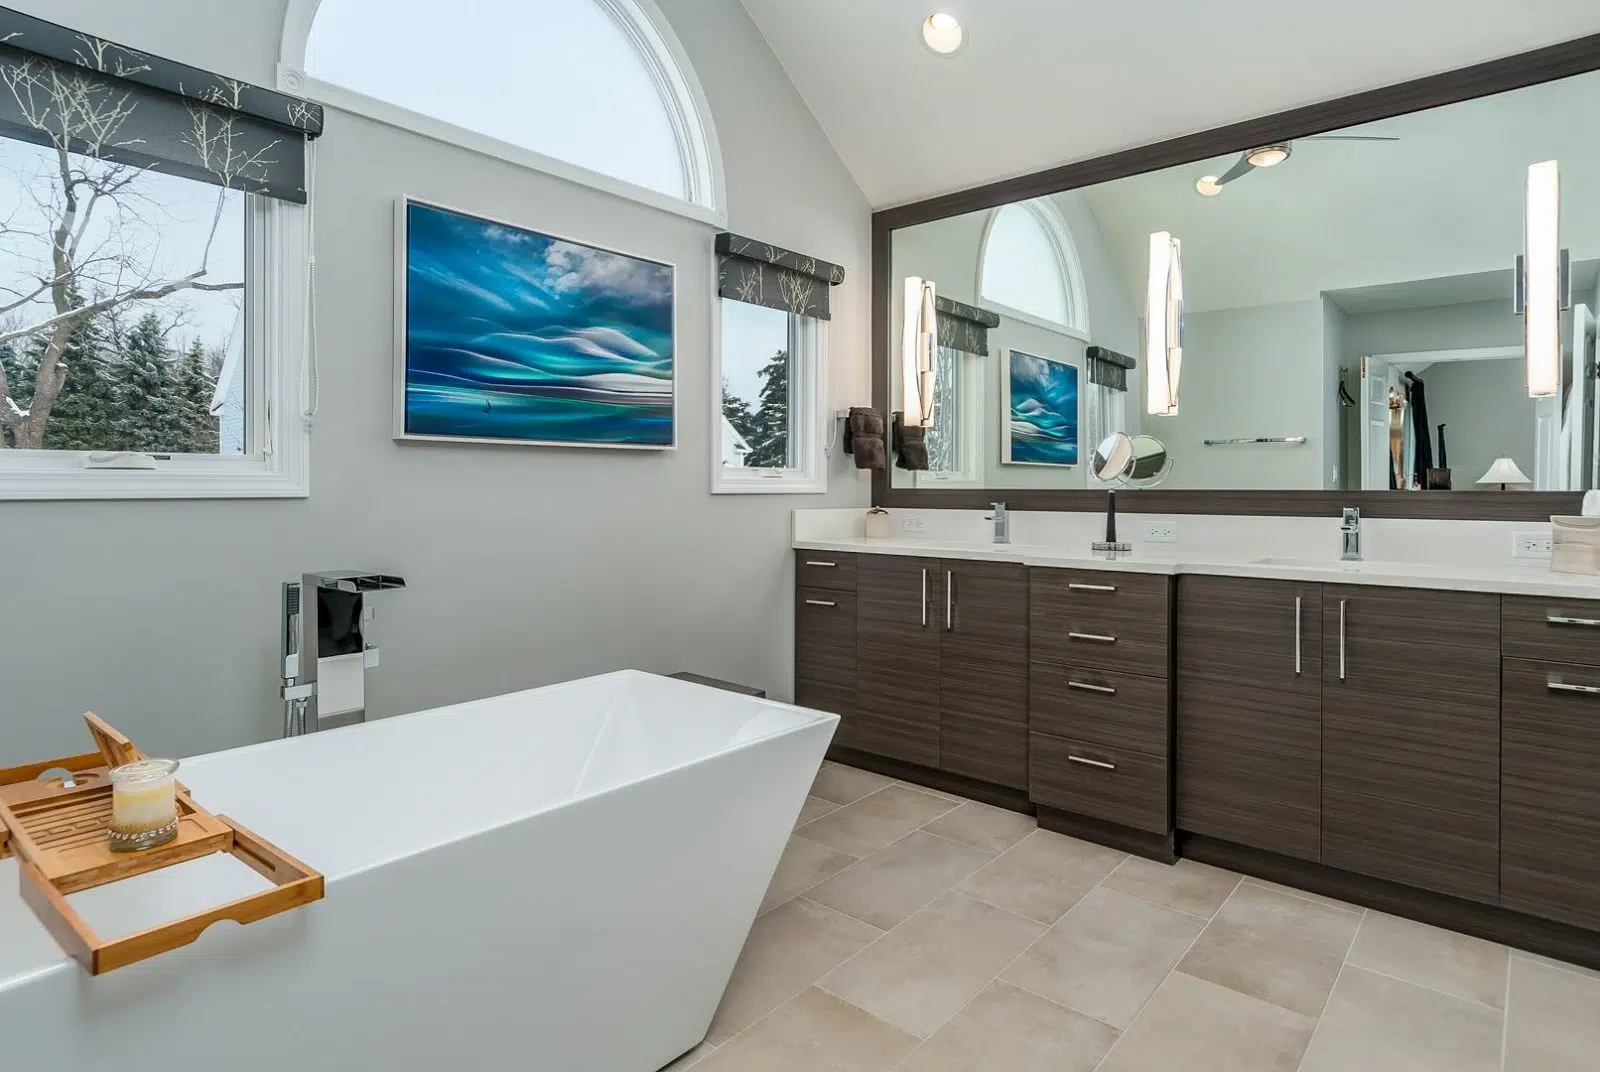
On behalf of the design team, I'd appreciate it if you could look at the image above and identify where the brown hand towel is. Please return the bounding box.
[897,425,929,471]
[845,406,887,470]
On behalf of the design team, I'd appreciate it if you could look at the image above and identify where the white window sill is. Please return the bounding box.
[981,300,1092,342]
[713,470,826,496]
[0,459,308,501]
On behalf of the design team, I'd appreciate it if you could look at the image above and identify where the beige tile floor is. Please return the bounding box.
[666,762,1600,1072]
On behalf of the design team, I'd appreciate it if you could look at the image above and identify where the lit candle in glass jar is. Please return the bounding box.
[108,759,180,852]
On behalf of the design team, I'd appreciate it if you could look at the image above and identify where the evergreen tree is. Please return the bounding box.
[174,339,220,454]
[744,348,791,469]
[720,375,760,465]
[34,311,120,452]
[106,312,179,452]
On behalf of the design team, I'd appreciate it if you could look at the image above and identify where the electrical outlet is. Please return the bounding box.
[1144,522,1178,543]
[1514,532,1553,559]
[901,515,928,534]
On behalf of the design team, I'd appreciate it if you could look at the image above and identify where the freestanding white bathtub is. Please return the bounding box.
[0,671,837,1071]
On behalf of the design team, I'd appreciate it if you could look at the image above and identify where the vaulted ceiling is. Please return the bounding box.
[737,0,1600,208]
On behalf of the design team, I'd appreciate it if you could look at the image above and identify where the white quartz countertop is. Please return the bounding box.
[795,536,1600,598]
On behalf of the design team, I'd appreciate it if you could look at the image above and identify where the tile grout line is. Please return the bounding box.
[1087,872,1247,1072]
[1338,960,1512,1015]
[1292,907,1367,1072]
[1500,946,1514,1072]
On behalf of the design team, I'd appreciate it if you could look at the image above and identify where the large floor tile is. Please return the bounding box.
[1096,971,1315,1072]
[695,987,918,1072]
[794,795,839,828]
[1346,911,1508,1008]
[759,835,859,914]
[898,981,1119,1072]
[707,897,882,1045]
[1512,947,1600,982]
[1505,955,1600,1071]
[1239,876,1362,914]
[797,784,957,857]
[820,891,1046,1038]
[806,830,995,930]
[901,780,965,804]
[810,762,896,805]
[922,801,1036,854]
[958,829,1125,924]
[1002,885,1205,1028]
[660,1042,716,1070]
[1100,856,1241,920]
[1298,966,1502,1072]
[1177,880,1361,1017]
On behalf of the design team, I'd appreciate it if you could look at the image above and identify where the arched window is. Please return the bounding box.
[281,0,723,216]
[978,200,1089,336]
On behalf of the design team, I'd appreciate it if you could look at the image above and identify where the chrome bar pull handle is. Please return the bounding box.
[1339,599,1348,682]
[1547,615,1600,628]
[804,599,837,608]
[1068,681,1117,695]
[1067,755,1117,771]
[946,570,954,632]
[1068,632,1117,644]
[1548,680,1600,695]
[804,560,837,568]
[1295,596,1303,676]
[921,568,928,628]
[1069,583,1117,593]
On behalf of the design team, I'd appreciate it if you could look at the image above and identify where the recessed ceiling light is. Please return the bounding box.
[922,13,965,55]
[1246,144,1291,168]
[1195,175,1222,197]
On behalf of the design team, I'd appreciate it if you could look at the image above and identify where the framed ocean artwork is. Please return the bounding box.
[1002,349,1079,466]
[395,198,676,448]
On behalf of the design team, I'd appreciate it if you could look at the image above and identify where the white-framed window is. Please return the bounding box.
[978,199,1091,338]
[713,300,825,494]
[917,345,983,486]
[0,141,310,501]
[281,0,726,224]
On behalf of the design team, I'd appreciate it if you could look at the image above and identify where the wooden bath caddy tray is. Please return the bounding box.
[0,714,323,975]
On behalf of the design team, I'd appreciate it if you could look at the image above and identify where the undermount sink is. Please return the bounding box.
[1251,556,1369,570]
[1250,556,1459,573]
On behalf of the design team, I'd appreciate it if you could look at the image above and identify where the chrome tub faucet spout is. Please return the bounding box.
[1341,507,1362,561]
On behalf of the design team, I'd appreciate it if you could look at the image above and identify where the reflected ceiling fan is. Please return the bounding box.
[1195,135,1399,196]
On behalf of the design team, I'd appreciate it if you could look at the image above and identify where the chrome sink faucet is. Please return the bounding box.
[1340,507,1362,561]
[987,502,1011,545]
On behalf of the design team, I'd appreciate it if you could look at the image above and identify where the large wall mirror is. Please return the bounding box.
[875,39,1600,517]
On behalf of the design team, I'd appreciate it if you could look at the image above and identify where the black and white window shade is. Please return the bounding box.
[1086,346,1137,392]
[716,233,846,321]
[934,297,1001,357]
[0,6,324,202]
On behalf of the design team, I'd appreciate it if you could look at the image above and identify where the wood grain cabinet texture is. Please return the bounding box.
[939,560,1030,789]
[854,555,944,768]
[1175,576,1324,863]
[1320,584,1501,904]
[794,584,859,746]
[1029,570,1173,835]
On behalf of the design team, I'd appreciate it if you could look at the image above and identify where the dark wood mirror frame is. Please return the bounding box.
[871,33,1600,520]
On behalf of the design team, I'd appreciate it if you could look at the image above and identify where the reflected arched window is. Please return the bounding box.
[978,200,1089,336]
[286,0,721,211]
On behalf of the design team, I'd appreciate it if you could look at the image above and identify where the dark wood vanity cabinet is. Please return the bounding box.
[1176,577,1324,863]
[1501,596,1600,931]
[1320,585,1501,903]
[938,559,1029,789]
[1029,570,1174,837]
[854,554,944,768]
[794,552,860,744]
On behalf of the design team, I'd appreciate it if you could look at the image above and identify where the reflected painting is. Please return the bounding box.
[398,200,675,448]
[1004,349,1079,466]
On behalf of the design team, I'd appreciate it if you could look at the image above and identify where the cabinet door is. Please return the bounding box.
[1320,585,1501,903]
[795,587,859,746]
[1502,657,1600,931]
[1176,576,1323,862]
[855,556,942,768]
[940,559,1028,789]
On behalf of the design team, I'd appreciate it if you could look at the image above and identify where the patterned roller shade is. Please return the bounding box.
[0,6,324,203]
[716,232,846,320]
[934,296,1001,357]
[1086,345,1137,392]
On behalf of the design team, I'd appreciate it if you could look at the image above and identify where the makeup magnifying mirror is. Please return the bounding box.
[1090,433,1172,559]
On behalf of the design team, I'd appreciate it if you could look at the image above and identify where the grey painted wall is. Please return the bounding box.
[1423,359,1536,485]
[1147,300,1328,489]
[0,0,872,763]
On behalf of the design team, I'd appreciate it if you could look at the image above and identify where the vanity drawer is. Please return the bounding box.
[1030,664,1169,758]
[1503,596,1600,667]
[1029,732,1169,835]
[1030,569,1171,676]
[795,551,857,592]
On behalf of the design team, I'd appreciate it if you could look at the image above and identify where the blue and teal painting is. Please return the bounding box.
[402,201,675,447]
[1006,350,1079,466]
